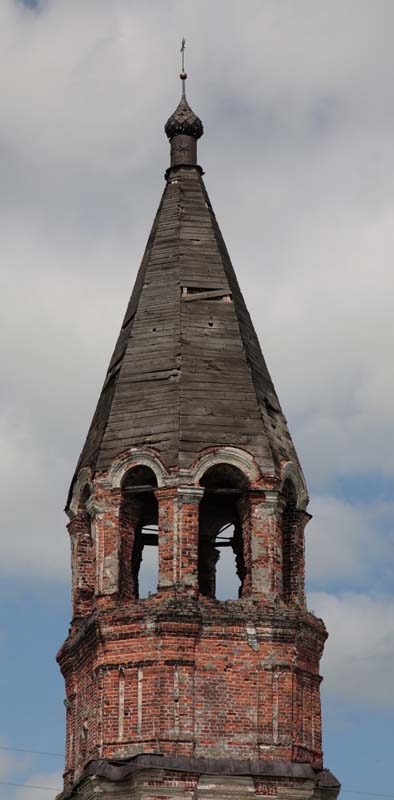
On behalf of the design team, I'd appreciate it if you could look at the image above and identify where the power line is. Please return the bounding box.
[0,778,394,798]
[342,792,394,799]
[0,745,63,758]
[0,780,58,790]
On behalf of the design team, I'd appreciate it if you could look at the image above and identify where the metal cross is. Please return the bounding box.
[180,37,186,73]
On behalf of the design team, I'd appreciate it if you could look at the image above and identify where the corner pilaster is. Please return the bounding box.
[249,490,284,600]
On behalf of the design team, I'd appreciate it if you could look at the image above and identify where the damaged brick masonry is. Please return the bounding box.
[56,71,340,800]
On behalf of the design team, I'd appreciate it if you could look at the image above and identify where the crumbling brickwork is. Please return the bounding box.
[58,448,330,797]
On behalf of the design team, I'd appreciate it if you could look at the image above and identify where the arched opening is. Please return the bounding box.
[120,466,158,599]
[79,484,91,513]
[198,464,248,600]
[282,479,297,603]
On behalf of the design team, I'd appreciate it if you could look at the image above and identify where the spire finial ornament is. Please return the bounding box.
[165,39,203,168]
[180,37,187,95]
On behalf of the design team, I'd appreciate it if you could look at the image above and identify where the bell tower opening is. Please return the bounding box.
[198,464,248,600]
[282,478,297,603]
[79,483,91,512]
[120,465,158,599]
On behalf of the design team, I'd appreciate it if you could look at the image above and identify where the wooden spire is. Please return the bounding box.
[67,92,303,505]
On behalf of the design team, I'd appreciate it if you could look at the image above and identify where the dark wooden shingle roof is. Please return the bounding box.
[71,165,302,490]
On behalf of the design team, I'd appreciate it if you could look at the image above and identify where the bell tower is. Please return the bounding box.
[57,59,340,800]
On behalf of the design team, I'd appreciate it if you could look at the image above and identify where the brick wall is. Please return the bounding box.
[58,452,326,790]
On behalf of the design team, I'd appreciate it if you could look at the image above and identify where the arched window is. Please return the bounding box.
[120,466,158,599]
[282,479,297,603]
[198,464,248,600]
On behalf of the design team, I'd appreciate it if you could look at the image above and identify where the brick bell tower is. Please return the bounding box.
[57,61,340,800]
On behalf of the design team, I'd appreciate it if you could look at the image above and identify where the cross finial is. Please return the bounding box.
[180,37,187,97]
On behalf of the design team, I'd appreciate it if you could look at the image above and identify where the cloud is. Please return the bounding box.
[310,591,394,708]
[0,0,392,587]
[18,0,41,9]
[306,495,394,587]
[0,743,23,781]
[0,737,61,800]
[11,770,62,800]
[0,414,69,579]
[0,738,32,791]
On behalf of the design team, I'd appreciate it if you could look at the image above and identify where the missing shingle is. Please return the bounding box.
[181,287,232,302]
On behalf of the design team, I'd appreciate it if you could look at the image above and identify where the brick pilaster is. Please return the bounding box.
[94,488,122,600]
[249,490,283,600]
[156,486,204,594]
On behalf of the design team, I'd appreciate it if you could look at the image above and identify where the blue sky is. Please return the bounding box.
[0,1,393,798]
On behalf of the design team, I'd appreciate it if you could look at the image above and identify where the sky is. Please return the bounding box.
[0,0,393,797]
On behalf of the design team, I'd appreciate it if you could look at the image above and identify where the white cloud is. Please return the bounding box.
[0,0,392,584]
[306,495,394,586]
[309,591,394,708]
[0,744,23,781]
[0,736,61,800]
[0,738,32,790]
[10,770,62,800]
[0,415,69,579]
